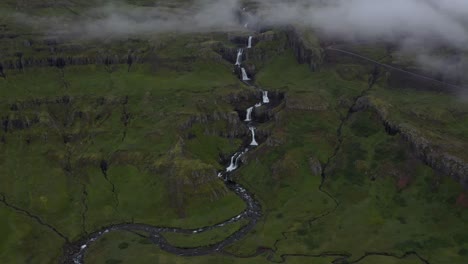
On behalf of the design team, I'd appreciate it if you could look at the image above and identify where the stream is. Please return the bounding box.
[63,28,270,264]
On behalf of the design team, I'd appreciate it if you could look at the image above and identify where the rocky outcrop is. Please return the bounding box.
[309,157,323,176]
[353,96,468,188]
[247,31,287,63]
[324,47,461,93]
[286,28,324,72]
[0,62,5,78]
[1,54,141,70]
[228,34,251,46]
[179,111,249,139]
[214,44,239,65]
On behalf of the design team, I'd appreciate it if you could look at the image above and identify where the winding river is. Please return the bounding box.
[64,30,269,264]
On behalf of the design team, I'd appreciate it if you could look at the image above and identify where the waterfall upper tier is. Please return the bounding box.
[235,49,243,66]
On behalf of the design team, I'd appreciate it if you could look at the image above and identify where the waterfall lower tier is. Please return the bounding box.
[241,68,250,81]
[247,36,253,49]
[226,153,238,172]
[262,91,270,104]
[226,149,248,173]
[235,49,243,66]
[245,107,253,122]
[249,127,258,146]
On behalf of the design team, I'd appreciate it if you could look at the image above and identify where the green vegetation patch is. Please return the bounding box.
[162,219,249,248]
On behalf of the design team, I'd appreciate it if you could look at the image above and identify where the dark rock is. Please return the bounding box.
[354,96,468,188]
[309,157,323,176]
[100,160,108,176]
[0,62,5,78]
[286,28,324,72]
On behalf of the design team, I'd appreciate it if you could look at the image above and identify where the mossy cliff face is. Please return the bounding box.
[353,96,468,188]
[286,27,324,72]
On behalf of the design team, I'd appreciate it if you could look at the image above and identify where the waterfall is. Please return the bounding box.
[244,23,249,28]
[245,107,253,122]
[262,91,270,104]
[235,49,243,66]
[241,68,250,81]
[226,153,238,172]
[255,102,262,108]
[226,150,247,173]
[249,127,259,146]
[247,36,253,48]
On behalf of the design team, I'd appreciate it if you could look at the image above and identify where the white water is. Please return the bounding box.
[249,127,259,146]
[245,107,253,122]
[226,153,238,172]
[255,102,262,108]
[241,68,250,81]
[262,91,270,104]
[244,23,249,28]
[235,48,243,66]
[247,36,253,48]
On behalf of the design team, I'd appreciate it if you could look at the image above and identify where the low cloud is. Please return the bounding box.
[15,0,242,39]
[256,0,468,49]
[13,0,468,87]
[16,0,468,49]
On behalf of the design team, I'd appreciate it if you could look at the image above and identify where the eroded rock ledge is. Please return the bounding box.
[353,96,468,188]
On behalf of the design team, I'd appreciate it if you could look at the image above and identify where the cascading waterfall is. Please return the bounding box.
[234,151,244,168]
[245,107,253,121]
[226,153,239,172]
[249,127,259,146]
[225,149,249,174]
[68,7,274,264]
[235,48,243,66]
[241,68,250,81]
[262,91,270,104]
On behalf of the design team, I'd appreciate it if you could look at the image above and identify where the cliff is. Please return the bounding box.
[286,27,324,72]
[353,96,468,188]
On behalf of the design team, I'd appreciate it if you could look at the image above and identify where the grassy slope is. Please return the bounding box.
[82,48,467,264]
[85,231,337,264]
[225,51,468,263]
[162,219,249,248]
[1,5,468,263]
[0,33,249,263]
